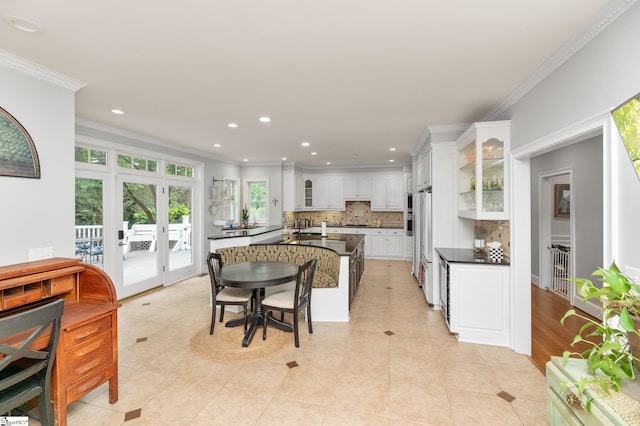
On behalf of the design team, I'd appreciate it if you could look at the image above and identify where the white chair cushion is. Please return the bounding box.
[262,290,295,309]
[217,287,252,303]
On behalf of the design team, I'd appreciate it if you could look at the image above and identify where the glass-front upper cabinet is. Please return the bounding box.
[457,121,510,220]
[304,178,313,208]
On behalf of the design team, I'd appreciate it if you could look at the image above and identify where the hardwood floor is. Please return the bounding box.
[531,283,599,373]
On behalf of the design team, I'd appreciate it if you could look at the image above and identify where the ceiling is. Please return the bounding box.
[1,0,613,168]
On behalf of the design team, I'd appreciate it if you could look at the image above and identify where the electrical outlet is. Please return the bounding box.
[29,246,52,261]
[625,266,640,283]
[354,209,363,216]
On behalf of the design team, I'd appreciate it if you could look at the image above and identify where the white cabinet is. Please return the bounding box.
[343,175,373,200]
[372,174,403,210]
[404,236,413,259]
[457,121,510,220]
[368,228,404,258]
[283,169,304,211]
[416,149,431,191]
[303,176,314,209]
[449,263,510,346]
[312,175,344,210]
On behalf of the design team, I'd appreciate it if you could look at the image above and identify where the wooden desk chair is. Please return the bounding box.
[261,258,316,347]
[0,299,64,425]
[206,252,254,335]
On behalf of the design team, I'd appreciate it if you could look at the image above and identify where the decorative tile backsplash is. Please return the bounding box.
[479,220,510,257]
[286,201,404,228]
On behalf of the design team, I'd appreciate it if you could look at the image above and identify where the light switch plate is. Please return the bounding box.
[29,246,52,261]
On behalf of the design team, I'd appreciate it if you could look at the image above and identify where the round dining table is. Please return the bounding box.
[218,261,299,347]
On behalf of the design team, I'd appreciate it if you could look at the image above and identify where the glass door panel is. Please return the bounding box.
[75,177,105,268]
[119,176,161,297]
[167,184,193,274]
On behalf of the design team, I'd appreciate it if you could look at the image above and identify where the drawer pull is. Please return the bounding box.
[75,358,102,376]
[74,327,102,342]
[76,372,106,394]
[565,392,584,409]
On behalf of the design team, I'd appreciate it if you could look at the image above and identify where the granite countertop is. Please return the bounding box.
[282,233,365,256]
[435,247,510,266]
[300,224,404,230]
[208,225,284,240]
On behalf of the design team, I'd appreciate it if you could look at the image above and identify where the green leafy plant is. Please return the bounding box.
[241,206,250,221]
[561,262,640,408]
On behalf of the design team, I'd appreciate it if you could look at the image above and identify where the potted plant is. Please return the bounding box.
[561,262,640,405]
[241,206,250,227]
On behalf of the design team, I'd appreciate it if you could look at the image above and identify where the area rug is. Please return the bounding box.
[190,322,294,364]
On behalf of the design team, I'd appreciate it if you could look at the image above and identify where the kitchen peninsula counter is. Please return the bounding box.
[208,225,284,251]
[283,233,365,256]
[436,246,510,348]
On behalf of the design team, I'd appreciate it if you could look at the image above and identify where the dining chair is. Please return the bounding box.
[0,299,64,425]
[206,252,254,335]
[261,258,317,347]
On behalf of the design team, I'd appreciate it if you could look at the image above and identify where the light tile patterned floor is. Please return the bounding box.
[59,259,547,425]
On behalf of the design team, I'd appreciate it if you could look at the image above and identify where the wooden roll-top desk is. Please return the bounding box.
[0,258,120,426]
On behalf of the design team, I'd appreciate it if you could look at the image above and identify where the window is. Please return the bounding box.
[245,179,268,224]
[223,178,239,222]
[166,162,194,177]
[75,147,107,165]
[117,154,158,173]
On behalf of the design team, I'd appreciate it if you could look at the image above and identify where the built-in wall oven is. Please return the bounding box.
[439,255,450,328]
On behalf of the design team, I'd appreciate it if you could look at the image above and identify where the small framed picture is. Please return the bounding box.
[554,184,570,218]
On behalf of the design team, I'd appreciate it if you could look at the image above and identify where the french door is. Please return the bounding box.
[115,174,197,298]
[165,180,196,284]
[117,174,162,298]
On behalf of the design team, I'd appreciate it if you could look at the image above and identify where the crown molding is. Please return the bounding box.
[0,49,86,91]
[483,0,638,121]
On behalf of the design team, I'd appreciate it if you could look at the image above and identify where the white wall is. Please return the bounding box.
[506,3,640,272]
[0,66,77,266]
[501,3,640,353]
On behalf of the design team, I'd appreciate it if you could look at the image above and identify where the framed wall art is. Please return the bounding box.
[0,106,40,178]
[554,183,570,218]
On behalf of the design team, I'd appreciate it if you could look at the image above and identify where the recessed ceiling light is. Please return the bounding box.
[3,15,44,34]
[213,144,221,148]
[301,142,310,147]
[311,152,317,156]
[326,162,332,165]
[259,117,271,123]
[389,159,395,162]
[111,109,124,115]
[389,147,396,151]
[243,158,249,162]
[281,157,287,161]
[228,123,238,128]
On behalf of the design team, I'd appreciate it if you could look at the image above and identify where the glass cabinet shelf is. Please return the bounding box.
[457,121,510,220]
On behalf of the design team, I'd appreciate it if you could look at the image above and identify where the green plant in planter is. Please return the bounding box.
[241,206,250,225]
[561,262,640,406]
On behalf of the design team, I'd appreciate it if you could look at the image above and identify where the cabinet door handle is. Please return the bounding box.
[565,392,584,409]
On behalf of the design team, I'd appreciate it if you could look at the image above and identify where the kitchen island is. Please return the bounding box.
[436,247,510,347]
[208,230,364,321]
[283,233,365,305]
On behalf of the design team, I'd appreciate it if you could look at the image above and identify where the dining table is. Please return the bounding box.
[218,261,300,347]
